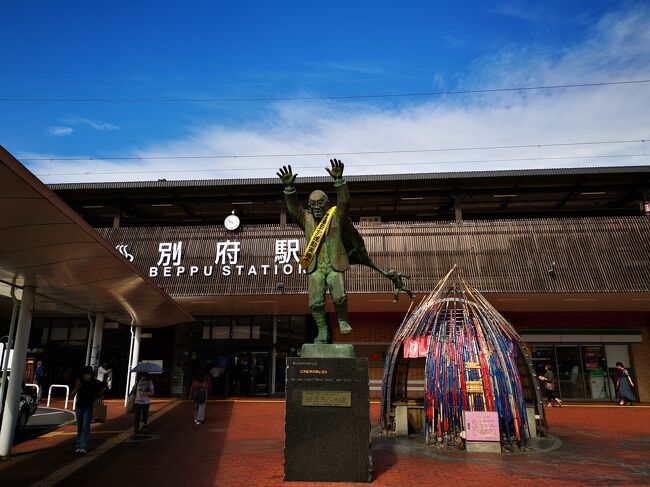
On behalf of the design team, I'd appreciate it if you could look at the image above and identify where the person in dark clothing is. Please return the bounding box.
[71,366,106,453]
[615,362,636,406]
[538,364,562,407]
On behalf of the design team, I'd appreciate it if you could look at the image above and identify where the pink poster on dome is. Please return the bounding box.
[464,411,500,442]
[403,337,419,358]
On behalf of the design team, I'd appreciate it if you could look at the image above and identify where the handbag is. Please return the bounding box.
[125,394,136,414]
[545,381,556,391]
[93,398,107,422]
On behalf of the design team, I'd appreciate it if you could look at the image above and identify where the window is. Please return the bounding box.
[212,326,230,339]
[50,327,68,342]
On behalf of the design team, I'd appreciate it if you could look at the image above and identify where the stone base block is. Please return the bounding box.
[284,356,371,482]
[466,440,502,453]
[301,343,357,358]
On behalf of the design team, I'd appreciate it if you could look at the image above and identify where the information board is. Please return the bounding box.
[464,411,500,442]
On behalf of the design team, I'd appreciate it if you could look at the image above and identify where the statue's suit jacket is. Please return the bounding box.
[283,179,350,274]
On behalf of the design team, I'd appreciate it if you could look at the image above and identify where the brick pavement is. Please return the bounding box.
[1,400,648,486]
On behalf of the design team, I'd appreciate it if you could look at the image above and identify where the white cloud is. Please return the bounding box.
[47,126,74,137]
[491,1,550,22]
[63,116,120,131]
[24,5,650,183]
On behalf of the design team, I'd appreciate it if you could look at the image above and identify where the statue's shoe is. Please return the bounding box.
[314,330,329,343]
[339,321,352,334]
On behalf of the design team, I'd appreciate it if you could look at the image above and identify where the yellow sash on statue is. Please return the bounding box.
[300,206,337,270]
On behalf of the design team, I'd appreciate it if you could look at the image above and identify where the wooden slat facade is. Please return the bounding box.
[97,216,650,297]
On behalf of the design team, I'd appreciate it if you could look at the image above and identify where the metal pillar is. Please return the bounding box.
[270,316,277,395]
[0,288,19,419]
[89,313,105,370]
[450,193,465,223]
[0,286,35,457]
[280,207,287,227]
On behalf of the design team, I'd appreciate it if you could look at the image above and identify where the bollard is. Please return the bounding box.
[25,383,40,401]
[47,384,70,409]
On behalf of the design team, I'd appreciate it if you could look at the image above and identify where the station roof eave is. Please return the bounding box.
[0,145,194,328]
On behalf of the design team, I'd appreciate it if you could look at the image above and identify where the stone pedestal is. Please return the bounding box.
[526,405,538,439]
[465,440,502,453]
[284,350,372,483]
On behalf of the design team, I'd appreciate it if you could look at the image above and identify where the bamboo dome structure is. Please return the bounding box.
[380,266,547,448]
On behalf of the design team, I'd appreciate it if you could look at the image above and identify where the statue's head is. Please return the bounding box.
[308,190,330,219]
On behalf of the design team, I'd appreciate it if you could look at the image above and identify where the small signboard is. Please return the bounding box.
[464,411,500,442]
[302,391,352,407]
[465,380,484,394]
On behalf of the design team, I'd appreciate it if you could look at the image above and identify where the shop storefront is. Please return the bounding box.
[523,330,642,401]
[176,314,312,396]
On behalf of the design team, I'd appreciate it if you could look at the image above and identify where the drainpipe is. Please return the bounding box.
[90,313,105,370]
[125,323,135,406]
[85,313,94,366]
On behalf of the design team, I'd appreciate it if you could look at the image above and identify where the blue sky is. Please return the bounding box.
[1,1,649,182]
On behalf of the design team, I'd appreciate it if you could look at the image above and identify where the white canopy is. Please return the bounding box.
[0,146,193,327]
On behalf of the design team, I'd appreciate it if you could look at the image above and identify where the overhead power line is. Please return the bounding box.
[33,152,648,177]
[3,79,650,103]
[20,138,649,162]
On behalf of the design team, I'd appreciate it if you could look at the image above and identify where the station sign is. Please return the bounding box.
[113,238,307,279]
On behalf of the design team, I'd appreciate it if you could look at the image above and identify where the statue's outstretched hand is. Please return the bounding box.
[277,165,297,186]
[325,159,344,180]
[386,269,416,300]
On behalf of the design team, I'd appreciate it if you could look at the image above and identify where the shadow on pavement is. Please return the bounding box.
[14,407,75,444]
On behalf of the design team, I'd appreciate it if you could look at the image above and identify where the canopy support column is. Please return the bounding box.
[0,286,35,457]
[0,287,20,419]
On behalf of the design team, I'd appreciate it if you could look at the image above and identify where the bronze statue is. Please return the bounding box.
[278,159,415,343]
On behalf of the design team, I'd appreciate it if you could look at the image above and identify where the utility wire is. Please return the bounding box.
[33,152,648,177]
[20,138,649,162]
[3,79,650,103]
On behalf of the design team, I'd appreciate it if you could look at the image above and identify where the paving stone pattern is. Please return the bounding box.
[1,400,648,486]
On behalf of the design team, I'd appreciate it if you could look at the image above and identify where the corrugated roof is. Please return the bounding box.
[46,165,650,191]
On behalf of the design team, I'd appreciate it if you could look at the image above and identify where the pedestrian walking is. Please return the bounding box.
[209,362,226,395]
[71,366,106,454]
[189,371,211,424]
[131,372,154,433]
[538,364,562,407]
[615,362,636,406]
[97,361,113,391]
[34,360,46,401]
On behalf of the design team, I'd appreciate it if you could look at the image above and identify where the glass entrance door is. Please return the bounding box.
[250,351,270,396]
[555,345,586,399]
[230,350,270,396]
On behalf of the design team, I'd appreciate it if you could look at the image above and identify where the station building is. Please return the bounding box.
[2,164,650,403]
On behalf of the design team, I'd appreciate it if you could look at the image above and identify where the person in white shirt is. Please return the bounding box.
[131,373,154,433]
[97,361,113,390]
